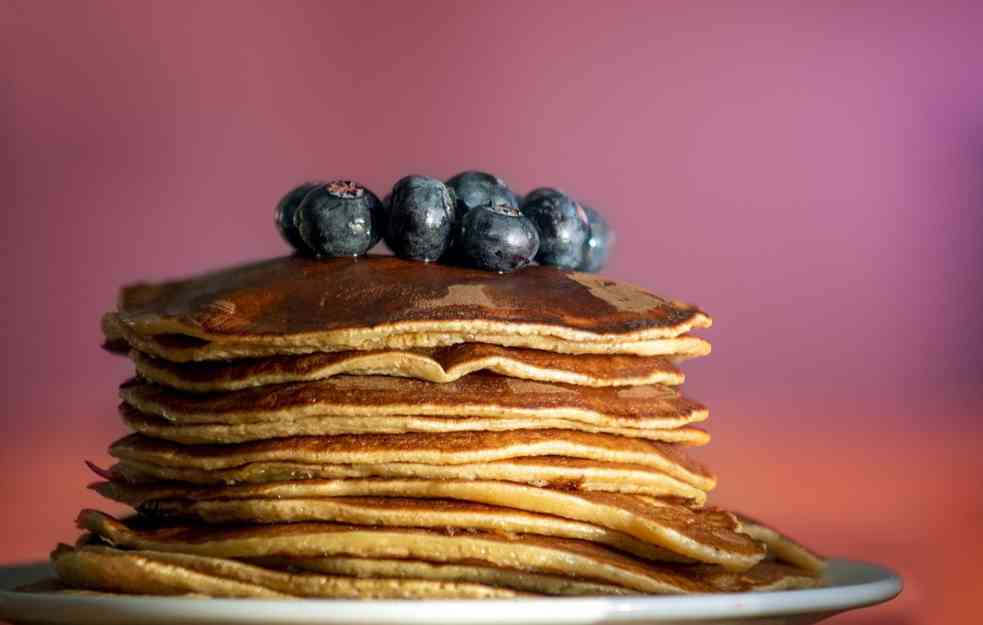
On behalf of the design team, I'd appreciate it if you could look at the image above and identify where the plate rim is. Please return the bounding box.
[0,557,902,624]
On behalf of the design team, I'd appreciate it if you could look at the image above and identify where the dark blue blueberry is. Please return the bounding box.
[457,202,540,273]
[445,170,518,221]
[295,180,383,258]
[578,204,614,272]
[275,182,319,253]
[520,188,589,269]
[384,175,455,262]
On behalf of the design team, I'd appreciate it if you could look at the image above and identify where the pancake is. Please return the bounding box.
[251,555,632,596]
[77,512,713,594]
[104,255,711,361]
[268,557,819,594]
[93,479,753,567]
[105,454,708,497]
[736,514,826,575]
[121,405,711,446]
[77,511,813,593]
[131,344,686,390]
[93,483,690,563]
[679,562,822,592]
[118,376,708,431]
[105,316,712,360]
[52,543,519,598]
[109,430,717,492]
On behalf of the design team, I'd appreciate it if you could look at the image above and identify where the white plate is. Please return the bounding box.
[0,558,900,625]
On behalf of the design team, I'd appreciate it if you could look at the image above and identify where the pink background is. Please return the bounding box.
[5,1,982,623]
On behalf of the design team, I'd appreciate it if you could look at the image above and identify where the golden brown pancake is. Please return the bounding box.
[105,454,708,497]
[131,344,686,390]
[103,255,711,359]
[93,479,754,567]
[106,316,712,360]
[109,430,716,492]
[52,544,520,598]
[736,514,826,575]
[94,483,690,563]
[79,510,815,594]
[118,375,708,431]
[250,555,632,596]
[76,510,741,592]
[268,556,819,594]
[681,562,822,592]
[120,405,711,446]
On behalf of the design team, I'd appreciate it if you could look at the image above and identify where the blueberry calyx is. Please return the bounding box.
[295,180,383,258]
[457,201,540,274]
[325,180,366,199]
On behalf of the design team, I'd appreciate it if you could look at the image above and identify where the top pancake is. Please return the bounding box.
[104,255,711,359]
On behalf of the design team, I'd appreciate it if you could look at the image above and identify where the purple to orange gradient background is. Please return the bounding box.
[4,1,982,622]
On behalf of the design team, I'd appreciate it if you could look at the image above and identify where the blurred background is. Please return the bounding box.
[4,1,982,622]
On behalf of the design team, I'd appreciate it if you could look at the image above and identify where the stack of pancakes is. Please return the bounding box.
[51,255,825,598]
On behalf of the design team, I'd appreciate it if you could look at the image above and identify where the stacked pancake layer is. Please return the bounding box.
[52,256,824,598]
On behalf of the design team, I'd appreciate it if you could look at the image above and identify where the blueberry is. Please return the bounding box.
[578,204,614,272]
[385,175,455,261]
[520,188,589,269]
[446,170,518,221]
[295,180,383,257]
[275,182,319,253]
[457,202,540,273]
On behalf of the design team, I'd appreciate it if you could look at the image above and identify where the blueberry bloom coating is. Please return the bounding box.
[446,170,518,221]
[385,175,455,262]
[275,182,319,253]
[458,203,540,273]
[520,187,589,269]
[578,204,614,272]
[296,180,383,258]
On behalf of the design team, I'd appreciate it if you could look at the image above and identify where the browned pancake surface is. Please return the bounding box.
[93,485,693,563]
[119,405,711,446]
[75,510,750,591]
[109,430,714,490]
[91,478,761,567]
[52,544,521,599]
[104,454,708,499]
[119,375,706,428]
[111,255,710,341]
[132,344,685,389]
[436,345,682,382]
